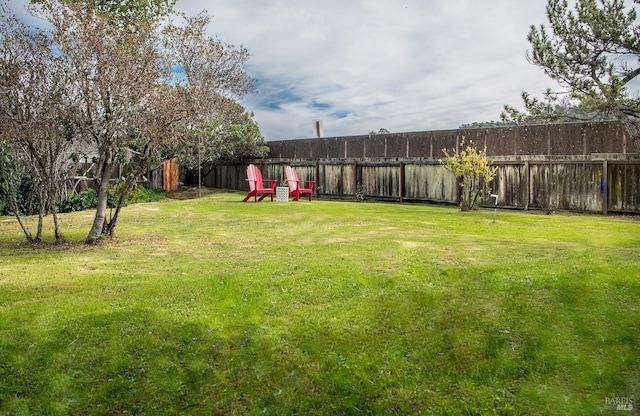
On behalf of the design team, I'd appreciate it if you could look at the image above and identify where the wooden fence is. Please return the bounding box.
[201,156,640,214]
[159,121,640,214]
[162,158,180,192]
[266,121,633,159]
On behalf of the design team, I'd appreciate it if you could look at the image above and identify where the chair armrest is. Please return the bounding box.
[265,179,277,188]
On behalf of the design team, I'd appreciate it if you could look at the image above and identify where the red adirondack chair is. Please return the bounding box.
[285,165,315,201]
[243,164,276,202]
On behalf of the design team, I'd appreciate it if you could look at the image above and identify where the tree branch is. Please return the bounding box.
[622,67,640,84]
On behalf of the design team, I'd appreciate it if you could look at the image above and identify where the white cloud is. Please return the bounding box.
[174,0,557,140]
[6,0,560,140]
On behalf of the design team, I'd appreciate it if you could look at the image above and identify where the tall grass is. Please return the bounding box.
[1,190,638,415]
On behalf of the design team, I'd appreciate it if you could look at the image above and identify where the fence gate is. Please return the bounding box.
[163,158,180,192]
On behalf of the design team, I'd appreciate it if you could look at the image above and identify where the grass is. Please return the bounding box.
[0,190,639,415]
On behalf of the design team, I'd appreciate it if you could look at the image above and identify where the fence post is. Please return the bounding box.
[602,160,608,215]
[524,161,530,211]
[315,161,320,199]
[353,160,358,199]
[399,161,405,203]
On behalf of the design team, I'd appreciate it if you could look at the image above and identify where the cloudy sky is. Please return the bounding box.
[7,0,561,141]
[172,0,559,140]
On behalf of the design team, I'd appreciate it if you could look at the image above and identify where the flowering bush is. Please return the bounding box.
[440,140,497,211]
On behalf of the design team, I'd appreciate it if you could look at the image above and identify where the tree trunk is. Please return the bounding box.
[9,199,34,244]
[52,208,63,244]
[86,162,114,244]
[105,152,151,238]
[36,205,44,243]
[43,175,64,244]
[104,179,134,238]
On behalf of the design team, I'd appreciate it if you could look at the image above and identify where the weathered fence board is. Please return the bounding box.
[163,158,179,192]
[267,121,633,160]
[528,162,604,212]
[402,163,457,202]
[200,157,640,214]
[491,162,529,209]
[608,161,640,213]
[187,121,640,214]
[318,162,355,197]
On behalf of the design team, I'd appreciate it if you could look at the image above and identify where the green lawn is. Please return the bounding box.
[1,190,639,415]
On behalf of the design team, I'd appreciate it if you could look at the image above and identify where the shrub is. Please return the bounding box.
[57,184,166,213]
[58,190,98,213]
[126,184,166,204]
[440,140,497,211]
[0,172,41,216]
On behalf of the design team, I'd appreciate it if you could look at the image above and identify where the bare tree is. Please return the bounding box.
[161,11,255,185]
[35,0,168,243]
[102,85,184,238]
[103,10,257,236]
[0,6,76,244]
[0,140,34,243]
[3,1,259,244]
[162,10,254,114]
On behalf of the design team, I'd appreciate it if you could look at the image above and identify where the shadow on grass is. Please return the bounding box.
[1,307,384,414]
[1,282,637,415]
[2,309,244,413]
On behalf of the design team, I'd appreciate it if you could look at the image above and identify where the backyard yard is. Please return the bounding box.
[0,190,638,415]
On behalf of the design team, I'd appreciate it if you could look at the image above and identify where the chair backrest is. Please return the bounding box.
[285,166,300,192]
[246,164,264,191]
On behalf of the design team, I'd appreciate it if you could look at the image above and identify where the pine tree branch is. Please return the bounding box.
[622,67,640,84]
